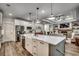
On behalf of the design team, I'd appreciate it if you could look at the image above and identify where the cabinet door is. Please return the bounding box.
[49,40,65,56]
[32,39,38,56]
[25,38,32,54]
[38,40,49,56]
[55,40,65,56]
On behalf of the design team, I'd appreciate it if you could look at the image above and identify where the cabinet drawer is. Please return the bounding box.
[33,45,37,48]
[32,49,37,55]
[32,39,37,42]
[32,39,38,46]
[32,46,37,51]
[32,45,37,55]
[32,52,38,56]
[32,40,38,56]
[39,40,47,46]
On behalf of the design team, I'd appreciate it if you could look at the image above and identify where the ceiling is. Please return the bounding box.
[0,3,78,23]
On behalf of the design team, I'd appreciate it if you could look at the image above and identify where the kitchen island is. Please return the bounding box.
[24,34,66,56]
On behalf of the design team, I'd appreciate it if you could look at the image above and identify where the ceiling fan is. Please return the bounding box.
[56,15,65,21]
[46,2,65,22]
[46,2,55,21]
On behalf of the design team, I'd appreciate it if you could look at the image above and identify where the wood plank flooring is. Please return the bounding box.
[65,43,79,56]
[0,41,32,56]
[0,41,79,56]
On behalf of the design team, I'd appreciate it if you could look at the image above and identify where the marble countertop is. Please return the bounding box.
[33,35,66,45]
[24,34,66,45]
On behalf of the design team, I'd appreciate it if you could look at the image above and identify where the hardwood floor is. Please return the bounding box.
[0,41,32,56]
[65,43,79,56]
[0,41,79,56]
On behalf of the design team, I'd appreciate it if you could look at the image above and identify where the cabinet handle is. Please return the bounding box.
[33,46,37,48]
[40,42,44,44]
[33,52,37,55]
[56,49,64,55]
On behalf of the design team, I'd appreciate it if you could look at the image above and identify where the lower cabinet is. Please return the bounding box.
[49,40,65,56]
[25,38,65,56]
[32,39,49,56]
[37,40,49,56]
[32,39,38,56]
[25,38,32,54]
[25,38,49,56]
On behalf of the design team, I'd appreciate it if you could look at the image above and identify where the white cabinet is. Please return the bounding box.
[25,38,32,54]
[25,38,49,56]
[49,40,65,56]
[25,37,65,56]
[32,39,49,56]
[37,40,49,56]
[32,39,38,56]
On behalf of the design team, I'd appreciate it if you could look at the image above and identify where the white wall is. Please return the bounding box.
[2,17,15,43]
[44,24,50,32]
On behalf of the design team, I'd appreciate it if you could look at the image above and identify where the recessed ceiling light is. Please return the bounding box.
[41,10,45,14]
[9,13,13,16]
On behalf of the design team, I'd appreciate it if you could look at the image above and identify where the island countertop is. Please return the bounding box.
[33,35,66,45]
[24,34,66,45]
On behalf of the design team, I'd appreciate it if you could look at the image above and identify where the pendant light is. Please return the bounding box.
[29,12,32,20]
[47,2,55,20]
[50,2,54,17]
[27,12,32,20]
[36,7,40,23]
